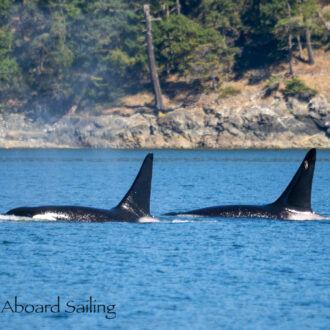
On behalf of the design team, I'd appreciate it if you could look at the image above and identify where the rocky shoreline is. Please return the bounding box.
[0,93,329,149]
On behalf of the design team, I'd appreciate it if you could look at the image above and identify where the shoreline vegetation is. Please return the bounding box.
[0,1,329,149]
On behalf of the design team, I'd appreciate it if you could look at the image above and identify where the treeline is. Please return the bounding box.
[0,0,329,116]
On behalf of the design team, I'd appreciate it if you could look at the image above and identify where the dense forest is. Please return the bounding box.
[0,0,329,116]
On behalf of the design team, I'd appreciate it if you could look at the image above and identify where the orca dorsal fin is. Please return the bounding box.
[273,149,316,210]
[116,153,153,216]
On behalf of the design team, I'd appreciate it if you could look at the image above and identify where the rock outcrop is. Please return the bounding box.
[0,94,329,148]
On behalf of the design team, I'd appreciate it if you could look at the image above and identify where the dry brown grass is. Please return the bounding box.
[220,50,330,99]
[295,51,330,96]
[121,92,154,107]
[101,49,329,114]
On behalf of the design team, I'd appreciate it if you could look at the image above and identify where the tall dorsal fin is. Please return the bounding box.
[117,153,153,216]
[272,149,316,210]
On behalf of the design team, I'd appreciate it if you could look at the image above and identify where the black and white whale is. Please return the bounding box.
[6,153,157,222]
[166,149,325,220]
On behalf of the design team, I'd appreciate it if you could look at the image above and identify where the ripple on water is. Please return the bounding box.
[0,149,329,329]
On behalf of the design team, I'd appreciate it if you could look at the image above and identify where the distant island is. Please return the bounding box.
[0,1,329,149]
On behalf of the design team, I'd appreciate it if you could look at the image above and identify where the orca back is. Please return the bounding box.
[272,149,316,211]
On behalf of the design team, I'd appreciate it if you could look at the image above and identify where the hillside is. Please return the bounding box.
[0,50,329,149]
[1,0,329,118]
[115,50,329,111]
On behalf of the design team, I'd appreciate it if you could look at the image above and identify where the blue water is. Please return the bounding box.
[0,149,329,329]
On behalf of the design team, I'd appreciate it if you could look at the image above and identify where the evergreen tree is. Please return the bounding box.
[0,0,327,115]
[198,0,243,46]
[153,14,233,87]
[0,0,21,100]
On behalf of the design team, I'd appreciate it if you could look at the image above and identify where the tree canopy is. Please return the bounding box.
[0,0,328,115]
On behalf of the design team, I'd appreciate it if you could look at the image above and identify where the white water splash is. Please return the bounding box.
[0,212,69,222]
[286,209,327,221]
[172,219,195,223]
[171,219,219,223]
[138,216,160,223]
[0,214,34,221]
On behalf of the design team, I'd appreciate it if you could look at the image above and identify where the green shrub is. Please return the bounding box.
[323,10,330,22]
[263,75,282,97]
[283,77,317,101]
[265,75,282,88]
[218,86,241,98]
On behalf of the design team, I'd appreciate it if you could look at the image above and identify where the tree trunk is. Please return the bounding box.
[305,28,315,64]
[318,10,330,34]
[176,0,181,15]
[143,4,164,113]
[211,71,217,91]
[287,3,294,77]
[288,32,294,77]
[297,34,303,59]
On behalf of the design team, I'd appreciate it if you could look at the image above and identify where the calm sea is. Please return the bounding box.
[0,149,329,329]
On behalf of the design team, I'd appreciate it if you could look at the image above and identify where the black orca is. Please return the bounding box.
[6,153,157,222]
[166,149,325,220]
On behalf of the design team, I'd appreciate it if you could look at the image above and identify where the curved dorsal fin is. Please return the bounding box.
[273,149,316,210]
[117,153,153,216]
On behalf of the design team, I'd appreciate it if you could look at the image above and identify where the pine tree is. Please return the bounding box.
[0,0,21,99]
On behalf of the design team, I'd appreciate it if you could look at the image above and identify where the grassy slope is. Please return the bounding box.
[105,50,329,115]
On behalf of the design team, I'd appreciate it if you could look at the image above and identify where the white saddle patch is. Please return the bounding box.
[32,212,70,221]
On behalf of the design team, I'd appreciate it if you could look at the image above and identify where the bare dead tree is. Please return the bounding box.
[288,32,294,76]
[305,27,315,64]
[176,0,181,15]
[287,2,294,77]
[297,35,303,59]
[143,4,164,113]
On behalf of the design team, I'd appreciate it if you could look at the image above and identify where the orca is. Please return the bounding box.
[166,149,325,220]
[6,153,157,222]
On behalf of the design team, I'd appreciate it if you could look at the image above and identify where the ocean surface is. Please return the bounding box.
[0,149,329,329]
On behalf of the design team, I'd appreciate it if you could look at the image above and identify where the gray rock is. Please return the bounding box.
[0,94,329,148]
